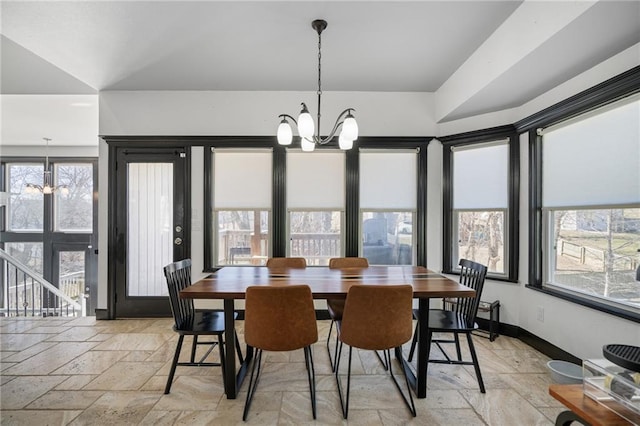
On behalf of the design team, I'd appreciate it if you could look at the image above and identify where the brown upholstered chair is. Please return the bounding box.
[265,257,307,268]
[326,257,369,371]
[243,285,318,421]
[335,284,416,419]
[407,258,488,393]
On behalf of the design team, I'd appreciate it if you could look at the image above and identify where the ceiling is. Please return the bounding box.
[1,1,639,127]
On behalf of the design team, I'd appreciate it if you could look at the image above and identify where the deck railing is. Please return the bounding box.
[0,248,85,317]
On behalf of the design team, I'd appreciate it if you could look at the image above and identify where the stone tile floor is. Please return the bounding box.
[0,317,566,425]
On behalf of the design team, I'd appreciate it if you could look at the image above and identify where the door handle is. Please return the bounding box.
[174,237,183,246]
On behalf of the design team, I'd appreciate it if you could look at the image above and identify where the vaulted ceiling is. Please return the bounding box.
[2,1,639,126]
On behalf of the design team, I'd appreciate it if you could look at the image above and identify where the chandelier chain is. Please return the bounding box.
[317,30,322,97]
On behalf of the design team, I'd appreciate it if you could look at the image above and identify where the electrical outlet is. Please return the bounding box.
[537,306,544,322]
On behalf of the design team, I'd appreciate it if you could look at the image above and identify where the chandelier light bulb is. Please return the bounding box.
[338,133,353,150]
[300,137,315,152]
[342,112,359,141]
[297,106,315,140]
[277,119,293,145]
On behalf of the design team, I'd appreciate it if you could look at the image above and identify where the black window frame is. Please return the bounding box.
[516,65,640,323]
[440,126,520,282]
[202,136,433,271]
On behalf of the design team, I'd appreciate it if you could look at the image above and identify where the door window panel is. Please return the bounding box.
[127,163,173,297]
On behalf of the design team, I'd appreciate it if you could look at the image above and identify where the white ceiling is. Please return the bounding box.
[1,0,639,139]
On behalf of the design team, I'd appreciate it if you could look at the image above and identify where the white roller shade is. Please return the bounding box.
[214,150,272,208]
[287,151,345,208]
[453,141,508,209]
[360,150,416,209]
[543,97,640,207]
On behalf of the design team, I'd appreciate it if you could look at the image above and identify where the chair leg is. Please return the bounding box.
[304,346,317,419]
[466,332,486,393]
[454,333,462,361]
[408,322,418,362]
[243,349,263,421]
[165,335,185,394]
[326,320,336,371]
[234,331,244,364]
[190,335,198,363]
[218,334,226,376]
[335,344,353,419]
[386,348,416,417]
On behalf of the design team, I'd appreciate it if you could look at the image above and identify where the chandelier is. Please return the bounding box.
[277,19,358,152]
[25,138,69,195]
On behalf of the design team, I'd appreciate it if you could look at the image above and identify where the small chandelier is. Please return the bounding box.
[277,19,358,152]
[25,138,69,195]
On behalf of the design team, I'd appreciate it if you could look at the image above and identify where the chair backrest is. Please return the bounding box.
[453,259,488,327]
[163,259,195,330]
[265,257,307,269]
[328,257,369,269]
[340,285,413,350]
[245,285,318,351]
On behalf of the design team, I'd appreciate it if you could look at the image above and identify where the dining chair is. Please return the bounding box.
[326,257,369,372]
[163,259,243,394]
[265,257,307,268]
[407,258,488,393]
[243,285,318,421]
[335,284,416,419]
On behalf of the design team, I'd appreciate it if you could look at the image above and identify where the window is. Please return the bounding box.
[360,150,417,265]
[7,163,44,232]
[453,142,508,275]
[287,151,344,266]
[54,163,94,232]
[540,95,640,311]
[212,149,271,266]
[442,128,518,281]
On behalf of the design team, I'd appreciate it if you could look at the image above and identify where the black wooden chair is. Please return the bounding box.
[163,259,243,394]
[407,259,488,393]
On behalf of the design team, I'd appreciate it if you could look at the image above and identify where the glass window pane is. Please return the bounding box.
[362,211,413,265]
[548,208,640,309]
[7,164,44,231]
[59,251,85,300]
[4,242,43,275]
[216,210,269,266]
[455,210,505,274]
[289,211,341,266]
[54,163,93,232]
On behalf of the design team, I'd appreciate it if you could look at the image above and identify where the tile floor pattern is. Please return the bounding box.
[0,316,567,425]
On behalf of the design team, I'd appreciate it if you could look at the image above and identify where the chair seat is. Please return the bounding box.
[412,308,477,332]
[174,311,238,335]
[327,299,344,320]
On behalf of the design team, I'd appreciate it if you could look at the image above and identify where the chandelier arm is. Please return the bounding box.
[317,108,355,144]
[279,114,298,125]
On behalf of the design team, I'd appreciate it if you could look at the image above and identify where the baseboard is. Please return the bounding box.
[95,309,110,320]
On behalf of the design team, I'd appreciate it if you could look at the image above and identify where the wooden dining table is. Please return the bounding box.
[179,265,475,399]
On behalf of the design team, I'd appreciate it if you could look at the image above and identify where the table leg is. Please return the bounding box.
[396,297,429,398]
[223,299,237,398]
[222,299,253,399]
